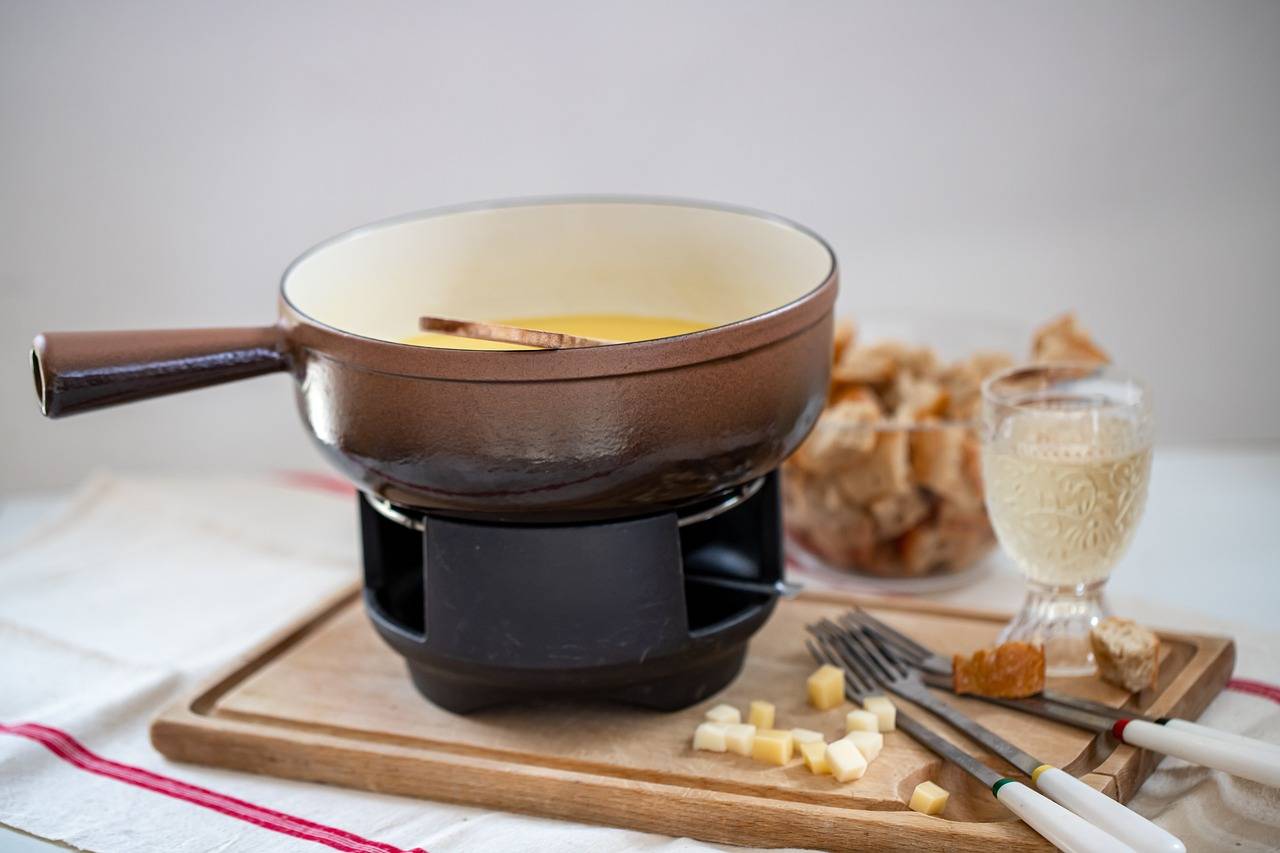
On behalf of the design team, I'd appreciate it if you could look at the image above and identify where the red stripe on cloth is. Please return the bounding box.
[1227,678,1280,705]
[0,723,426,853]
[277,471,356,497]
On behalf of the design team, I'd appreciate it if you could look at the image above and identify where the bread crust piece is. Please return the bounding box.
[1090,617,1160,692]
[953,642,1046,698]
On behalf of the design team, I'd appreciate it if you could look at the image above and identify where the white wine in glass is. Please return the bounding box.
[981,364,1153,676]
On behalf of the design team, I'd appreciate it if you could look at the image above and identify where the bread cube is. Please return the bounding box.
[705,703,741,724]
[807,664,845,710]
[842,730,883,762]
[825,738,868,782]
[845,709,879,733]
[909,781,949,815]
[863,695,896,732]
[693,722,727,753]
[799,740,829,775]
[724,723,756,756]
[751,729,794,766]
[748,699,775,729]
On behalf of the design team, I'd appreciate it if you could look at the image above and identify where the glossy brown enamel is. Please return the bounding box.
[31,199,838,517]
[288,307,835,517]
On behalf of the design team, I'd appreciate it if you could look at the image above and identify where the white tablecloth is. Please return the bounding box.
[1,458,1277,852]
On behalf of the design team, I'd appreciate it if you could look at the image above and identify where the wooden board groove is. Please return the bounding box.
[151,585,1233,852]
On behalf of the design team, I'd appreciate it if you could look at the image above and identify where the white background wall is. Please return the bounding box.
[3,0,1278,491]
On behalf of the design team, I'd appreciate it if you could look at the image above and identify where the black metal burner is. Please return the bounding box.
[359,471,783,713]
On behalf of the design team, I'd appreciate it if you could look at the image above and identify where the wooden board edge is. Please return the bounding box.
[151,710,1052,853]
[148,582,1236,840]
[174,584,360,718]
[1092,632,1235,801]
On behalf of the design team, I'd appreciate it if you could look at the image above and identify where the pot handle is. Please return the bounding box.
[31,326,290,418]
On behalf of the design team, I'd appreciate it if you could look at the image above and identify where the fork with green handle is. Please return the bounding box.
[812,622,1183,853]
[806,636,1139,853]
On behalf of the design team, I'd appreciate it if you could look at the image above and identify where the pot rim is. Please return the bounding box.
[278,194,838,381]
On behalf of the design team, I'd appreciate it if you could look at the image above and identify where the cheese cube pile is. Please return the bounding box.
[909,781,949,815]
[689,684,893,787]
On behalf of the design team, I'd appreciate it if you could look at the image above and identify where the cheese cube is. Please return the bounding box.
[748,700,776,729]
[693,722,728,752]
[791,728,824,746]
[799,740,829,774]
[825,738,868,782]
[705,703,741,724]
[863,695,896,732]
[845,709,879,733]
[842,730,883,762]
[724,723,756,756]
[751,728,794,765]
[909,781,950,815]
[807,663,845,710]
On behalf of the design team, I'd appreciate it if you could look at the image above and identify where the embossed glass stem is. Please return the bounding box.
[980,363,1153,677]
[998,580,1109,676]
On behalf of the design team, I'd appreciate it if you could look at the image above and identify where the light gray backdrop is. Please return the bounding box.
[3,0,1278,490]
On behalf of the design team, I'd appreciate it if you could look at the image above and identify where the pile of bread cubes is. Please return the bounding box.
[691,663,948,816]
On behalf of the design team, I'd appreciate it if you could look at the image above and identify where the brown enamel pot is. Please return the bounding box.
[31,198,837,519]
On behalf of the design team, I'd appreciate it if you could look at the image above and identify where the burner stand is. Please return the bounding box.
[360,472,783,713]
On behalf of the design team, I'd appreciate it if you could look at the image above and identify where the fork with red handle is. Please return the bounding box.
[841,608,1280,786]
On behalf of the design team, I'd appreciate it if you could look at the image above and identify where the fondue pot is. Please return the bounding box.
[31,197,838,711]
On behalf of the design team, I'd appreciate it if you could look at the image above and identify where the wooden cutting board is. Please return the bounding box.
[151,588,1232,852]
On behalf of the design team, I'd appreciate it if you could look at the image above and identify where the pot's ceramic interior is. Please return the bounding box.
[282,199,833,346]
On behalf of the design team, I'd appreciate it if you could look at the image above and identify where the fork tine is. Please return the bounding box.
[807,635,870,699]
[846,625,913,680]
[842,609,932,661]
[818,635,870,693]
[839,612,926,664]
[839,607,931,660]
[828,630,893,690]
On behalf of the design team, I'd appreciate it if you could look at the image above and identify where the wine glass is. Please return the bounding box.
[980,363,1154,676]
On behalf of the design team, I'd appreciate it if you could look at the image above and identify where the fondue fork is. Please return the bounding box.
[840,609,1280,760]
[805,637,1135,853]
[418,315,615,349]
[814,623,1181,853]
[841,612,1280,787]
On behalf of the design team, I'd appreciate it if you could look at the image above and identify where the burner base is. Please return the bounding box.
[360,472,783,713]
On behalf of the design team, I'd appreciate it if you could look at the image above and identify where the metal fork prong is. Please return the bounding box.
[859,627,916,681]
[832,630,896,690]
[842,609,931,662]
[840,614,928,666]
[807,635,870,700]
[819,633,874,687]
[856,625,918,678]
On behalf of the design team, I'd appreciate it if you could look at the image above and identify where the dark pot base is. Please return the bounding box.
[361,472,784,714]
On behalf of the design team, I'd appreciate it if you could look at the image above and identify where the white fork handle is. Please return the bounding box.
[1120,719,1280,785]
[1033,766,1184,853]
[1163,718,1280,757]
[995,781,1135,852]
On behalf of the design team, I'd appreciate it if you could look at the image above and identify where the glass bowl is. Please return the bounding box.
[783,310,1028,592]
